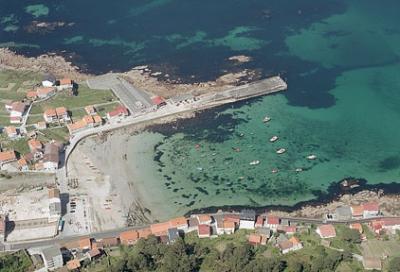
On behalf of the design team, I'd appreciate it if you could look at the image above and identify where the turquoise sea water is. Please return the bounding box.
[1,0,400,214]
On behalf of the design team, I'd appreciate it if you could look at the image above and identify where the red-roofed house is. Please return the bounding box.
[248,234,262,245]
[197,224,211,238]
[370,220,383,235]
[362,202,380,218]
[152,96,166,107]
[55,107,70,122]
[17,158,28,171]
[278,236,303,254]
[28,139,43,152]
[381,218,400,233]
[84,105,96,115]
[255,216,265,228]
[37,87,55,99]
[351,205,364,218]
[284,226,297,235]
[265,215,280,231]
[57,78,74,90]
[169,217,188,231]
[26,90,38,100]
[151,221,171,236]
[316,224,336,239]
[4,126,18,139]
[120,230,139,245]
[224,214,240,224]
[196,214,212,225]
[0,150,17,167]
[79,238,92,251]
[107,105,129,120]
[43,108,58,123]
[138,228,152,239]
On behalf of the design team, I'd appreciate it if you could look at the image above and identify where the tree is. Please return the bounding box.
[341,228,361,243]
[388,257,400,272]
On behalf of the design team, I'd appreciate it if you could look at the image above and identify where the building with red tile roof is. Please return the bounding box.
[55,107,69,122]
[362,202,380,218]
[197,224,211,238]
[169,217,188,230]
[43,108,58,123]
[255,216,265,228]
[4,126,18,139]
[106,105,129,120]
[66,259,81,270]
[151,96,166,107]
[0,150,17,166]
[265,215,280,230]
[151,221,171,236]
[79,238,92,250]
[17,158,28,171]
[120,230,139,245]
[37,87,55,99]
[224,214,240,224]
[26,90,38,100]
[196,214,212,225]
[28,139,43,152]
[138,228,152,239]
[84,105,96,115]
[351,205,364,218]
[316,224,336,239]
[248,234,262,245]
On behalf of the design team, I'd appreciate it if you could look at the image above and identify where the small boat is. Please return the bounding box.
[263,116,271,123]
[271,168,279,174]
[249,160,260,165]
[295,168,303,172]
[196,167,203,171]
[232,147,241,152]
[269,136,279,142]
[276,148,286,154]
[307,154,317,160]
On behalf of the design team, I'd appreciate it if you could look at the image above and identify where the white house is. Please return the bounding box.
[43,143,59,171]
[48,188,61,223]
[57,78,74,90]
[42,74,56,87]
[239,209,256,229]
[279,237,303,254]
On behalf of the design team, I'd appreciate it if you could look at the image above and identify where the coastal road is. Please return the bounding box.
[4,215,400,251]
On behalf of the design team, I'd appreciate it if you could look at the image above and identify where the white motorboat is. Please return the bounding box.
[269,136,279,142]
[263,116,271,123]
[276,148,286,154]
[271,168,279,174]
[307,154,317,160]
[249,160,260,165]
[295,168,303,172]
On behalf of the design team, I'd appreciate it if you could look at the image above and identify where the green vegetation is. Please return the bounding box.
[30,83,117,114]
[37,127,69,143]
[0,135,29,155]
[0,69,41,101]
[86,234,357,272]
[388,256,400,272]
[0,250,33,272]
[331,225,361,254]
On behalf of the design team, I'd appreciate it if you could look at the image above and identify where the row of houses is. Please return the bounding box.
[43,107,70,123]
[0,140,62,171]
[333,202,380,220]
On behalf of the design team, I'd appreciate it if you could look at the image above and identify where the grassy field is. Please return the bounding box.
[0,69,41,101]
[361,239,400,258]
[37,127,70,143]
[0,135,30,155]
[30,83,117,114]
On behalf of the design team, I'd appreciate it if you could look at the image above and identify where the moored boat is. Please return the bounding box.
[263,116,271,123]
[271,168,279,174]
[276,148,286,154]
[307,154,317,160]
[249,160,260,165]
[269,136,278,142]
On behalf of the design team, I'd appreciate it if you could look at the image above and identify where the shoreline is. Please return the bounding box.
[75,107,400,223]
